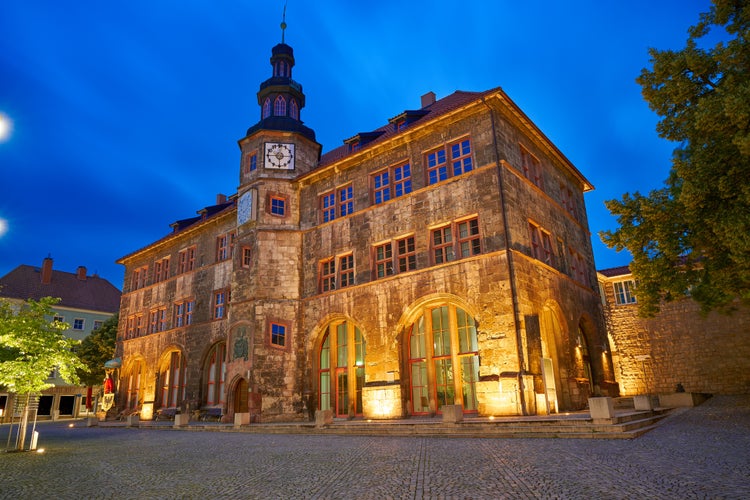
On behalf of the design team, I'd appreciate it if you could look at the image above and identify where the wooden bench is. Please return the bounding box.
[200,407,224,422]
[154,407,177,421]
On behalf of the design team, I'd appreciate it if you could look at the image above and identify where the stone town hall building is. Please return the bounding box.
[115,37,617,422]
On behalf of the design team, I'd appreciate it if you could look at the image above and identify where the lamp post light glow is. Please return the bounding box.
[0,112,12,142]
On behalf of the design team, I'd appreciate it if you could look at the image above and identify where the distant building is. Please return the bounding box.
[598,266,750,395]
[115,36,616,423]
[0,257,121,421]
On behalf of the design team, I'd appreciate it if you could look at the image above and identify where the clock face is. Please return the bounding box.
[237,190,254,225]
[264,142,295,170]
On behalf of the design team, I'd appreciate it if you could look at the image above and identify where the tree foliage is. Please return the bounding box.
[0,297,87,394]
[76,313,118,387]
[601,0,750,316]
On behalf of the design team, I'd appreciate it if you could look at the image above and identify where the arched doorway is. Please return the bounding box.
[406,304,479,415]
[317,319,365,418]
[233,378,249,414]
[122,358,144,411]
[576,322,595,396]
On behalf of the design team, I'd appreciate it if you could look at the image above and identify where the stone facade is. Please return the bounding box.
[114,39,616,423]
[599,266,750,395]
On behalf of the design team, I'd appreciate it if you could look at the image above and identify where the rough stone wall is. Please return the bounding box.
[116,212,235,413]
[601,277,750,395]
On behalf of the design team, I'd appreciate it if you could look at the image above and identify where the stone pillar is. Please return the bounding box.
[589,397,615,421]
[633,394,653,411]
[173,413,189,427]
[315,409,332,428]
[441,405,463,423]
[234,412,250,427]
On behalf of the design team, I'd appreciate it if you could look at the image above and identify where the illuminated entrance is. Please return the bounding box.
[318,320,365,417]
[408,304,479,415]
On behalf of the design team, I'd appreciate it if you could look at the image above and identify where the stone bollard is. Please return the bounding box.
[589,397,615,422]
[441,404,464,423]
[126,414,140,427]
[173,413,190,427]
[87,417,98,427]
[234,412,250,427]
[315,409,333,428]
[633,395,653,411]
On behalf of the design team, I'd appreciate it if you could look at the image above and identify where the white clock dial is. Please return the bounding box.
[264,142,295,170]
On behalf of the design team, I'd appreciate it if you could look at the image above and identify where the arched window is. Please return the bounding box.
[318,320,365,417]
[275,60,288,77]
[289,99,299,120]
[204,342,226,406]
[576,325,594,394]
[408,305,479,414]
[262,98,271,119]
[274,95,287,117]
[124,359,143,410]
[158,350,185,409]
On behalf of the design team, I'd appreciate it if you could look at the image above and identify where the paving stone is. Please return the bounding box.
[1,395,748,499]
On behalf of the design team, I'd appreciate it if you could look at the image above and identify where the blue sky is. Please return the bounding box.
[0,1,713,289]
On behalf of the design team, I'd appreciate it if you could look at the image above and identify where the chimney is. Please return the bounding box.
[77,266,87,281]
[421,91,436,108]
[41,256,53,284]
[216,193,227,204]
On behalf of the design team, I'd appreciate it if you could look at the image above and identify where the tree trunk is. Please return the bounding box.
[16,393,30,451]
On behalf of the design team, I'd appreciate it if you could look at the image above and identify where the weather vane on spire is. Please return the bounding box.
[280,1,287,43]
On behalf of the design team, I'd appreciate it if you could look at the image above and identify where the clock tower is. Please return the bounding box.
[230,19,320,422]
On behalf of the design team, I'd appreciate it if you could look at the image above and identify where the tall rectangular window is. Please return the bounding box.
[320,258,336,292]
[457,218,481,257]
[397,236,416,272]
[245,151,257,174]
[178,246,196,274]
[73,318,84,330]
[132,266,148,290]
[529,222,555,267]
[614,280,637,305]
[520,145,543,189]
[242,247,252,268]
[213,290,227,320]
[426,137,473,185]
[338,185,353,217]
[321,192,336,223]
[216,234,230,262]
[374,242,393,278]
[432,226,454,264]
[569,248,589,286]
[560,183,577,219]
[154,257,170,283]
[270,196,286,216]
[372,170,391,204]
[338,254,354,288]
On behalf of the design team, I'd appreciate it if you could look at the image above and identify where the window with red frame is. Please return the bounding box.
[338,254,354,288]
[213,290,228,320]
[457,218,481,258]
[431,226,454,264]
[374,242,394,278]
[520,145,543,189]
[371,163,412,205]
[426,138,473,185]
[529,222,556,267]
[242,247,252,268]
[132,265,148,290]
[320,258,336,292]
[270,195,286,216]
[397,236,416,272]
[270,322,288,348]
[178,246,196,274]
[431,217,481,264]
[154,257,170,283]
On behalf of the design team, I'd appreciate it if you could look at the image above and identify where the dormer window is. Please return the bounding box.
[262,98,271,119]
[395,119,406,132]
[274,95,287,117]
[289,99,299,120]
[350,140,360,152]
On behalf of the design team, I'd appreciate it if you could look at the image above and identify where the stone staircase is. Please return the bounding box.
[167,398,673,439]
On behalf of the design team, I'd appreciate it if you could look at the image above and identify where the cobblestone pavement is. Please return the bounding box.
[1,395,749,499]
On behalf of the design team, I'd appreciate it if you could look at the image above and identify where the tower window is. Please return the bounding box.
[262,98,271,119]
[289,99,299,120]
[274,95,287,117]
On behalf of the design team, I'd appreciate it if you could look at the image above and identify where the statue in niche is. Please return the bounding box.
[233,326,249,361]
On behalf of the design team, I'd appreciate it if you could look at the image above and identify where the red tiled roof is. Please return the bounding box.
[597,265,632,277]
[0,265,121,313]
[319,89,498,167]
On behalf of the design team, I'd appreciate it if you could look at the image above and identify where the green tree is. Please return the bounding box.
[0,297,88,450]
[601,0,750,316]
[76,313,118,387]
